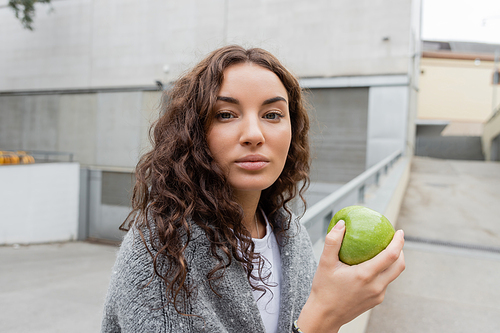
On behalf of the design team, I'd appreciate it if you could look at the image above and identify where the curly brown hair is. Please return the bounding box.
[122,45,310,313]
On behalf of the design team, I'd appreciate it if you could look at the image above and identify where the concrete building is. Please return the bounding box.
[0,0,421,241]
[416,40,500,160]
[419,41,500,123]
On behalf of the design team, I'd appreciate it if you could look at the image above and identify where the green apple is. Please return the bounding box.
[327,205,395,265]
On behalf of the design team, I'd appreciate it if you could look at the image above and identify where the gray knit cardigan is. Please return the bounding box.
[101,216,317,333]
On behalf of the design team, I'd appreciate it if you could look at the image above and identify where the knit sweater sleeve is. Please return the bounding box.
[276,219,317,333]
[100,218,316,333]
[100,227,195,333]
[100,224,261,333]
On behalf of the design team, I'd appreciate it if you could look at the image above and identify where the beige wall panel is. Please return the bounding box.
[418,58,500,122]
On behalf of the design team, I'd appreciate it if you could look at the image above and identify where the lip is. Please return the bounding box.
[235,154,270,171]
[235,154,270,163]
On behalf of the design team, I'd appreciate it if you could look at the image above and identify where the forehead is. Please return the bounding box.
[219,62,287,98]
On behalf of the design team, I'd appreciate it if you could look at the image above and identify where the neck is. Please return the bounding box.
[233,190,265,239]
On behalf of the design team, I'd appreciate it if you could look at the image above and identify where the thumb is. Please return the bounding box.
[320,220,346,266]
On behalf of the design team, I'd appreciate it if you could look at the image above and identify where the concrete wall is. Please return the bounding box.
[415,125,485,160]
[366,86,409,168]
[85,169,132,242]
[1,0,421,250]
[1,84,410,183]
[308,88,369,183]
[0,163,80,244]
[0,90,161,168]
[406,0,422,157]
[1,0,420,178]
[305,77,411,183]
[418,57,500,122]
[482,109,500,161]
[0,0,414,91]
[491,134,500,161]
[416,136,485,160]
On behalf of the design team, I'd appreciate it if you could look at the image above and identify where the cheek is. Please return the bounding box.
[206,129,217,157]
[281,124,292,152]
[274,128,292,164]
[206,128,229,163]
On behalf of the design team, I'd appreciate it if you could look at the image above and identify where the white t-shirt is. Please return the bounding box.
[251,213,282,333]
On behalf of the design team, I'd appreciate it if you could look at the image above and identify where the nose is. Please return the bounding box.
[240,115,265,146]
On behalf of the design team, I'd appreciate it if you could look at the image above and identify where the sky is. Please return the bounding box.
[421,0,500,44]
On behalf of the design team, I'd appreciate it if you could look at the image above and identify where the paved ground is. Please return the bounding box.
[0,241,118,333]
[366,156,500,333]
[1,156,499,332]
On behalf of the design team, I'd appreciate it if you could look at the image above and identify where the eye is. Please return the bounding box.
[215,111,236,120]
[263,111,284,120]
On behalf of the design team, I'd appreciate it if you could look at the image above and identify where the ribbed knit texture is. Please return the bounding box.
[101,216,317,333]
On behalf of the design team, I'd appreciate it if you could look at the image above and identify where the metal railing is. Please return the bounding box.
[0,150,74,163]
[302,150,403,244]
[32,151,74,162]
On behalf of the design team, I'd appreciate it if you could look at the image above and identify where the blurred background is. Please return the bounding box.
[0,0,499,332]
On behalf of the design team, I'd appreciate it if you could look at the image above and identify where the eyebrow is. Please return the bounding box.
[216,96,239,104]
[216,96,288,106]
[262,96,288,105]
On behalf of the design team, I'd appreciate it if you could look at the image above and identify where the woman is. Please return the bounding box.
[101,45,405,333]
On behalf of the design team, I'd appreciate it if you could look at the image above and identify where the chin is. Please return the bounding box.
[228,172,281,194]
[231,181,275,193]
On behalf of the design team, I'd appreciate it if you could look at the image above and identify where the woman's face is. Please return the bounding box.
[206,62,292,198]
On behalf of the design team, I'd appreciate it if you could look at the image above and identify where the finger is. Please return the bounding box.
[361,229,405,273]
[319,220,346,267]
[378,250,405,284]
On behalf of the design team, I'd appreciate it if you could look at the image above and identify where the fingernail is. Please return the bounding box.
[397,229,404,239]
[334,220,345,230]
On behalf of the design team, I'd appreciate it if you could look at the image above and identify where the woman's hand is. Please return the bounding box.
[297,220,406,333]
